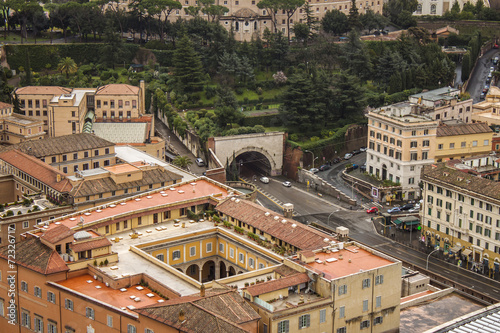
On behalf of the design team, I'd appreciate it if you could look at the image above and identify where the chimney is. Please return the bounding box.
[179,310,185,322]
[140,80,146,115]
[56,174,61,182]
[200,284,205,297]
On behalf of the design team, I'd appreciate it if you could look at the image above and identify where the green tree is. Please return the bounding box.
[293,23,309,45]
[348,0,362,31]
[100,27,131,69]
[173,34,205,93]
[57,57,77,79]
[280,0,305,43]
[302,2,319,39]
[322,9,349,36]
[257,0,280,32]
[340,30,372,80]
[172,156,193,169]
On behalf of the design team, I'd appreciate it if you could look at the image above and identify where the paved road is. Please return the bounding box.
[154,116,206,175]
[467,48,500,103]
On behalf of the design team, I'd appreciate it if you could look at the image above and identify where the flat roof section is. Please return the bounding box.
[58,274,165,309]
[304,245,394,280]
[104,163,141,174]
[43,178,232,231]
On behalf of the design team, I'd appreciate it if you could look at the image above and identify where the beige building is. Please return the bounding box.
[0,101,45,144]
[1,133,117,176]
[367,103,438,200]
[421,159,500,274]
[435,121,493,162]
[14,82,146,137]
[472,86,500,126]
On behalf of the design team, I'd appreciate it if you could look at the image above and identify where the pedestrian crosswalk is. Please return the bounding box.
[362,201,384,211]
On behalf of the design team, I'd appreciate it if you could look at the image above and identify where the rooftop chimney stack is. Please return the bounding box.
[179,310,185,322]
[200,284,205,297]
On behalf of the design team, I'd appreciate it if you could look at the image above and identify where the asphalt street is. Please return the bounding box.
[467,48,500,103]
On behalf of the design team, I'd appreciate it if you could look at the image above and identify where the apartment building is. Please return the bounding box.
[0,101,45,144]
[408,87,473,123]
[472,86,500,126]
[435,121,493,162]
[414,0,487,16]
[421,159,500,274]
[13,82,146,137]
[366,103,438,200]
[1,133,117,176]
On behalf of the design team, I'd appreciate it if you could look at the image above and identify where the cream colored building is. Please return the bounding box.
[435,121,493,162]
[0,101,45,144]
[14,82,146,137]
[472,86,500,126]
[421,159,500,274]
[115,0,383,42]
[367,103,438,200]
[414,0,489,16]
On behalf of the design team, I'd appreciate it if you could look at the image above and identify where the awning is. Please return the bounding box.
[450,245,461,253]
[462,249,472,256]
[405,220,420,226]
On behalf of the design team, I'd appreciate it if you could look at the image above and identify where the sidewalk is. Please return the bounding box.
[374,219,500,282]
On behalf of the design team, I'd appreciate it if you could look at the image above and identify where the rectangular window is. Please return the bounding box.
[86,307,95,320]
[320,309,326,323]
[376,295,381,308]
[362,278,371,289]
[47,291,56,303]
[363,299,368,312]
[374,316,383,325]
[48,321,57,333]
[361,320,370,329]
[34,316,43,333]
[21,281,28,292]
[107,315,113,327]
[299,314,310,329]
[249,257,255,268]
[219,243,224,253]
[449,143,455,149]
[239,253,244,263]
[338,284,347,295]
[339,306,345,318]
[65,299,73,311]
[337,328,346,333]
[230,248,234,258]
[34,286,42,298]
[375,275,384,285]
[21,310,30,328]
[127,325,137,333]
[190,246,196,256]
[278,320,289,333]
[206,242,212,253]
[472,140,478,147]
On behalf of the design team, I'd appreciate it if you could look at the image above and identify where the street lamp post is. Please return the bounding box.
[305,150,315,168]
[426,247,440,270]
[327,210,338,225]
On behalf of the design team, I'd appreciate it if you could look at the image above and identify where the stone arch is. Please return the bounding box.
[176,268,183,273]
[238,271,243,274]
[220,261,227,279]
[228,266,236,276]
[229,146,277,170]
[186,264,200,281]
[202,260,215,282]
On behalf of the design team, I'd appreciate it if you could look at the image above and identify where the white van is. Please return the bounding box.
[195,158,205,166]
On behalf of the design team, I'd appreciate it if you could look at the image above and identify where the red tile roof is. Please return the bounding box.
[0,149,72,193]
[135,290,259,333]
[216,199,334,250]
[96,84,140,95]
[15,86,72,95]
[40,225,75,243]
[437,122,492,137]
[0,238,68,275]
[0,101,13,109]
[245,273,310,297]
[71,238,112,253]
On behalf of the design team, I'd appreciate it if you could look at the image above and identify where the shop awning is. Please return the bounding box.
[405,220,420,226]
[462,249,472,256]
[450,245,462,253]
[394,216,419,226]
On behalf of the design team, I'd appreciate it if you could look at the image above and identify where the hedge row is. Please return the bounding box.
[5,44,139,72]
[242,114,280,127]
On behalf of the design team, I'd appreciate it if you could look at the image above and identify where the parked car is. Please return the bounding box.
[388,206,401,214]
[360,163,366,171]
[282,181,292,187]
[332,157,342,164]
[351,164,359,170]
[408,207,420,213]
[494,56,499,65]
[260,177,269,184]
[352,149,361,155]
[344,153,353,160]
[480,92,486,99]
[195,158,205,166]
[309,168,319,173]
[366,207,378,214]
[319,164,331,171]
[400,203,414,211]
[359,146,367,152]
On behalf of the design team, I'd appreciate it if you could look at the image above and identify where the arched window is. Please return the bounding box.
[430,4,436,14]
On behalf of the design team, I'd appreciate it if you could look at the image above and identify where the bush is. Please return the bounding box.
[100,71,112,81]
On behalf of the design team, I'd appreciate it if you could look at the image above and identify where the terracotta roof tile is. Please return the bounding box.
[422,163,500,201]
[0,149,72,193]
[41,225,75,243]
[135,290,259,332]
[216,199,334,250]
[0,238,68,275]
[437,122,492,137]
[71,238,112,253]
[0,101,13,109]
[15,86,72,95]
[69,168,182,197]
[96,84,140,95]
[2,133,114,158]
[245,273,310,297]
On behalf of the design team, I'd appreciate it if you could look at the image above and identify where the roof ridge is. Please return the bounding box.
[189,301,250,332]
